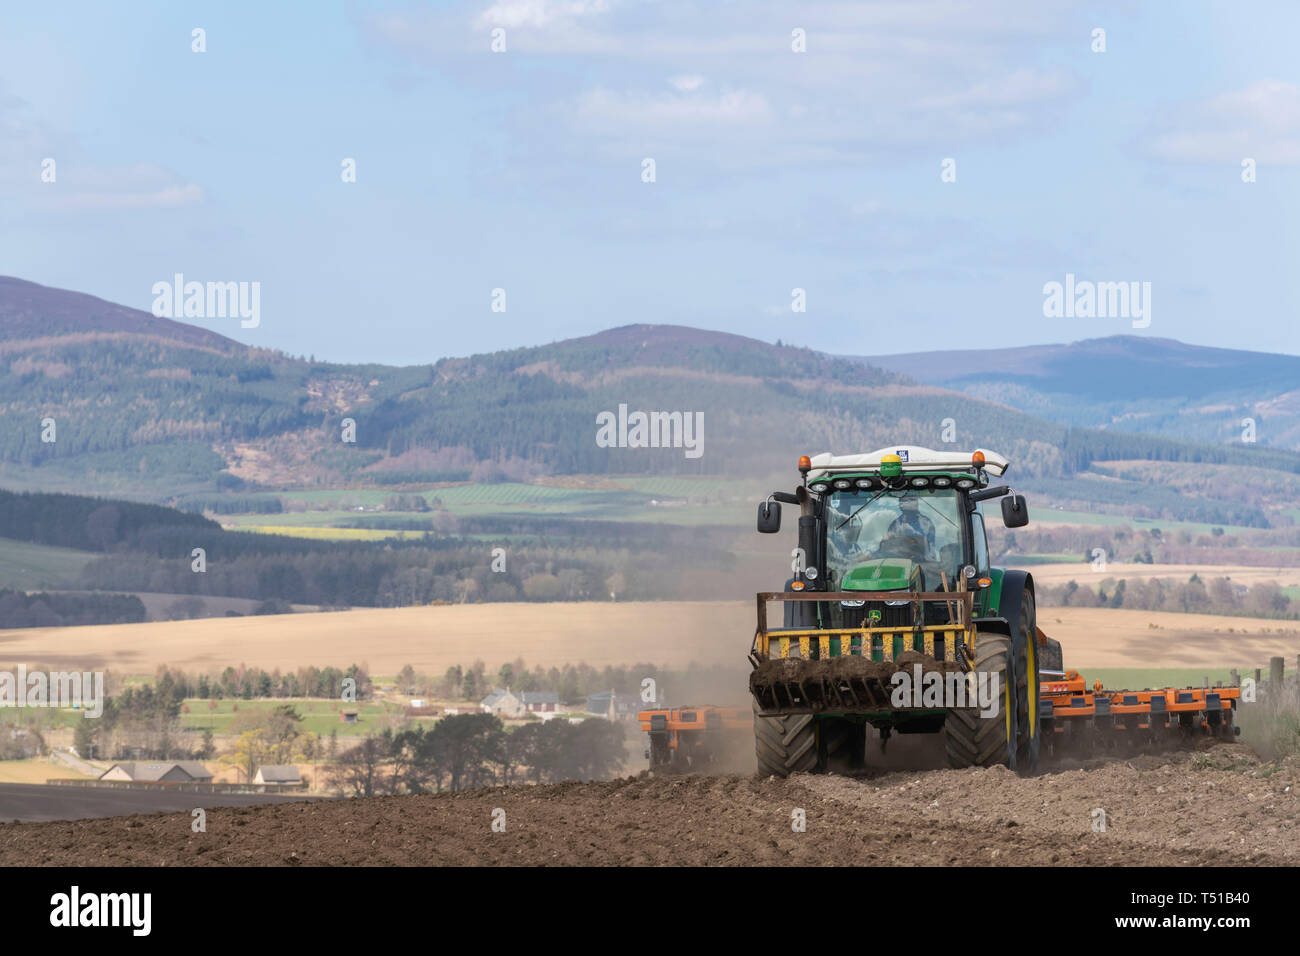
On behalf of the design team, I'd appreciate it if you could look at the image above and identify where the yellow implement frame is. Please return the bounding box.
[753,591,976,664]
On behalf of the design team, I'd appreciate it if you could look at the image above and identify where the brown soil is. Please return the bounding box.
[2,743,1295,866]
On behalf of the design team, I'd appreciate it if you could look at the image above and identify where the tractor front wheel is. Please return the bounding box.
[754,702,817,777]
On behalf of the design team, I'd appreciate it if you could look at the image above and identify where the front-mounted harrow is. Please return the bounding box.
[748,589,976,715]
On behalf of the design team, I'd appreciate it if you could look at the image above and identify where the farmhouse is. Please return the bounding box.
[99,761,214,783]
[520,691,559,713]
[253,765,302,785]
[480,689,525,718]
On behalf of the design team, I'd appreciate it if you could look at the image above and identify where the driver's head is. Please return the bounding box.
[899,497,919,512]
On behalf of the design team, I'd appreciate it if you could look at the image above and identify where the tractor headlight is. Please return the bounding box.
[832,478,853,491]
[809,480,830,494]
[956,478,975,489]
[804,567,819,580]
[932,477,951,488]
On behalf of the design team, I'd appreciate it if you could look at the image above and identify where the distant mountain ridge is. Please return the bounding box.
[852,336,1300,447]
[853,336,1300,398]
[2,277,1299,527]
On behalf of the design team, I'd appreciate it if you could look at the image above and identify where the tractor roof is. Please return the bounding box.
[807,445,1010,478]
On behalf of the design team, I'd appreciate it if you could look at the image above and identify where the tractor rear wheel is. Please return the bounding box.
[943,631,1018,771]
[1014,589,1041,773]
[754,702,817,777]
[648,731,671,769]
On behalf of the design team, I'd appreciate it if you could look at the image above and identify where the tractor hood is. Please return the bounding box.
[839,558,921,592]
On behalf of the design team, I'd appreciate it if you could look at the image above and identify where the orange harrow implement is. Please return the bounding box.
[1039,670,1241,755]
[637,705,750,770]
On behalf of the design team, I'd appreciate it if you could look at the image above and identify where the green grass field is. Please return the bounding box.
[5,706,90,730]
[1077,668,1262,690]
[1034,509,1262,536]
[179,697,436,736]
[0,537,98,590]
[189,473,1300,552]
[208,477,1294,538]
[230,526,431,541]
[1006,553,1082,566]
[5,697,448,736]
[219,477,758,530]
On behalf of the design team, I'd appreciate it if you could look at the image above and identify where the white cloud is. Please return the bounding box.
[577,88,771,127]
[0,94,204,212]
[916,68,1077,111]
[360,0,1089,164]
[1146,80,1300,165]
[474,0,610,31]
[44,183,205,211]
[847,199,882,217]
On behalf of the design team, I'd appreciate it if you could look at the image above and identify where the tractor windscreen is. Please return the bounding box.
[824,487,964,593]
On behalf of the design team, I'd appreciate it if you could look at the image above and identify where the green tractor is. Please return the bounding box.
[750,445,1063,777]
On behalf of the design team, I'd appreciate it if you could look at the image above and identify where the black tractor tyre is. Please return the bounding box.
[753,701,817,777]
[648,732,671,769]
[818,717,866,773]
[943,631,1018,772]
[1014,589,1041,773]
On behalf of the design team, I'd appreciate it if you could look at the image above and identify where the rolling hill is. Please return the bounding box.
[2,276,1299,532]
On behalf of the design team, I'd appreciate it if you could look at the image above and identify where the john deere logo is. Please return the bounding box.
[868,608,882,624]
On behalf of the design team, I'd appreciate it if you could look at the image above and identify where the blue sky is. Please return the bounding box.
[2,0,1298,364]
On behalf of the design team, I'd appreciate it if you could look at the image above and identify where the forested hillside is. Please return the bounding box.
[3,276,1300,515]
[0,489,743,623]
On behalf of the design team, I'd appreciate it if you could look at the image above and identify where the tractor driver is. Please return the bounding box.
[884,497,936,558]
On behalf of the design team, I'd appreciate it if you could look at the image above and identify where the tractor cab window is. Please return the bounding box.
[824,487,964,593]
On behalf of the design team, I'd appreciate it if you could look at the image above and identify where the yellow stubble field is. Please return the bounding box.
[1,598,1298,676]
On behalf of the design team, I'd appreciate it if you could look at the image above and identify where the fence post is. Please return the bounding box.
[1230,668,1239,687]
[1270,657,1284,699]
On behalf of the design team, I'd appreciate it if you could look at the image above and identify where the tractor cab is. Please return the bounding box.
[825,486,964,595]
[757,445,1029,627]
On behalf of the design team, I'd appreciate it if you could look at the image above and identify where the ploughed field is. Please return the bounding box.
[1,744,1295,866]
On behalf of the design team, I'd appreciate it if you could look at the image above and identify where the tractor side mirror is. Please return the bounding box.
[1001,494,1029,528]
[757,500,782,533]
